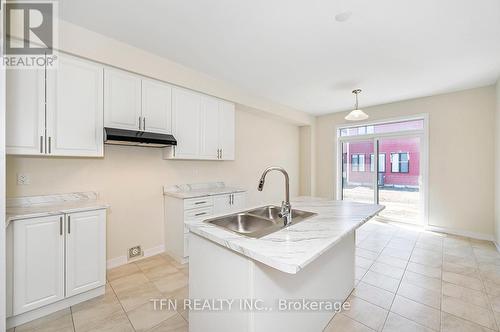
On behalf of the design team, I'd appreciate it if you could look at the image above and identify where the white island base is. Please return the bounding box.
[189,231,355,332]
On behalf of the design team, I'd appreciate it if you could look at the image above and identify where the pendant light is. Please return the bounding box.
[345,89,369,121]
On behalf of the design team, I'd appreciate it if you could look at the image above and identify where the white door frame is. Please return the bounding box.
[335,114,429,225]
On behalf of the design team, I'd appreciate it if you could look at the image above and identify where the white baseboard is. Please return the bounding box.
[106,244,165,270]
[426,225,495,242]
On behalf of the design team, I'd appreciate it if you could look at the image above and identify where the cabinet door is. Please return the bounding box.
[65,210,106,297]
[141,79,172,134]
[104,68,142,130]
[171,87,201,158]
[13,215,65,315]
[200,95,220,159]
[6,67,45,155]
[231,192,246,211]
[46,54,104,157]
[218,101,235,160]
[213,194,232,214]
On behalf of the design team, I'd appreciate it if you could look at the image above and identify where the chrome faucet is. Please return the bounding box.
[257,166,292,226]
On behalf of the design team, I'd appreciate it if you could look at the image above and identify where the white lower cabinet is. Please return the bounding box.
[8,209,106,319]
[65,210,106,297]
[164,191,246,263]
[12,215,65,315]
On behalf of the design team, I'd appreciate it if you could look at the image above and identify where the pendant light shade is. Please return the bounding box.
[345,89,369,121]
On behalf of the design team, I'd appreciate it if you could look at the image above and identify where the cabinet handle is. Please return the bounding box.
[40,136,44,153]
[195,212,207,216]
[173,146,176,157]
[231,194,234,205]
[194,201,207,205]
[59,216,63,235]
[67,216,71,234]
[48,137,52,154]
[221,149,223,159]
[143,117,146,131]
[139,116,142,130]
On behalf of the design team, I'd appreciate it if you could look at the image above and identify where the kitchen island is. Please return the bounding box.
[187,197,384,332]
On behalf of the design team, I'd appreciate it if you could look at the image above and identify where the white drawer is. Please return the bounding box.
[184,206,213,221]
[184,197,213,210]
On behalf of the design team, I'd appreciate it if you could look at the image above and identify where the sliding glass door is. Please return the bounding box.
[338,118,426,225]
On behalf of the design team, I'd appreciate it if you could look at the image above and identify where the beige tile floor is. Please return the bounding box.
[10,219,500,331]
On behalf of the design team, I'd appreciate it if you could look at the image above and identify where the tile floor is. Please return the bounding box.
[10,219,500,331]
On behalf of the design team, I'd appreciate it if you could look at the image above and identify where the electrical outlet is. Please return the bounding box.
[17,173,30,185]
[128,245,143,260]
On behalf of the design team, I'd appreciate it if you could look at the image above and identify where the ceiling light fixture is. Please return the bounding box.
[345,89,369,121]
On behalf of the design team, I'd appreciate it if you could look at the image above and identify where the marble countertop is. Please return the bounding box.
[164,182,246,199]
[187,197,384,274]
[6,192,109,226]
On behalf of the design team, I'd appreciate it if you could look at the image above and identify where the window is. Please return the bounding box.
[359,155,365,172]
[391,152,409,173]
[339,119,424,137]
[379,154,386,172]
[351,154,366,172]
[351,154,359,172]
[370,153,386,172]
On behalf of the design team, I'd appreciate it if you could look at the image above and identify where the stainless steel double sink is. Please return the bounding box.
[204,205,317,239]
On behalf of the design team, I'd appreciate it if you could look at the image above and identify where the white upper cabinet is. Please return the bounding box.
[165,89,236,161]
[141,79,172,134]
[104,68,142,131]
[6,53,104,157]
[218,101,235,160]
[46,54,104,157]
[65,210,106,297]
[6,68,45,155]
[171,87,201,158]
[200,95,220,159]
[13,215,65,315]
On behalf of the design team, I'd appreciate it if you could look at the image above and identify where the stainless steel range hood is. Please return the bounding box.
[104,127,177,148]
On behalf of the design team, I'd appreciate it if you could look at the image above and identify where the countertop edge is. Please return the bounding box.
[6,203,110,226]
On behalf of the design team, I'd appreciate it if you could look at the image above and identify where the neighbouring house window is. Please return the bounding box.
[379,153,386,172]
[370,153,387,172]
[359,154,365,172]
[391,152,409,173]
[351,154,359,171]
[351,154,366,172]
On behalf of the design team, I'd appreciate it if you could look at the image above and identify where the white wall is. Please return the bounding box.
[7,107,300,261]
[316,86,496,238]
[495,80,500,244]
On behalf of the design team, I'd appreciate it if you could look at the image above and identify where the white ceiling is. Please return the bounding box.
[60,0,500,115]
